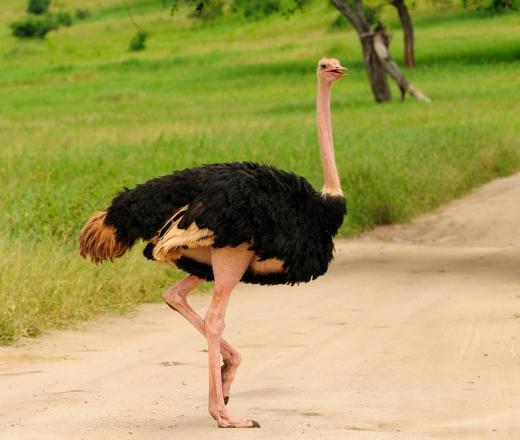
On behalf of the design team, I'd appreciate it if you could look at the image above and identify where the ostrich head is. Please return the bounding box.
[317,58,347,83]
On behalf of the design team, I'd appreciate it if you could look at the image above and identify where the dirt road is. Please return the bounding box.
[1,174,520,439]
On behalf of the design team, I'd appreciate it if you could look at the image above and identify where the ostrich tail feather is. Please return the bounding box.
[79,211,129,264]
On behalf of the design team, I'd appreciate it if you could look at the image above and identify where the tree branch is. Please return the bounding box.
[330,0,363,33]
[373,33,430,102]
[388,0,416,67]
[354,0,365,18]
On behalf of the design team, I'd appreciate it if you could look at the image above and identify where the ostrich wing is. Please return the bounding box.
[152,205,215,262]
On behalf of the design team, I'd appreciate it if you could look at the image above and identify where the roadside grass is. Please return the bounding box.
[0,1,519,344]
[0,239,184,345]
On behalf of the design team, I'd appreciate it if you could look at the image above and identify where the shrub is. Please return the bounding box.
[0,318,16,346]
[129,30,148,51]
[27,0,51,15]
[75,8,91,20]
[330,13,349,30]
[480,0,519,12]
[55,11,73,27]
[233,0,279,18]
[187,0,224,20]
[232,0,309,20]
[10,16,58,39]
[462,0,519,13]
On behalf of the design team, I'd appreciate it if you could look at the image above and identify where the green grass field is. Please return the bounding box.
[1,0,519,344]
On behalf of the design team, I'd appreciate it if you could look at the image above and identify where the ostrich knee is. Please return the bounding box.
[224,350,241,367]
[163,288,184,312]
[163,276,202,312]
[205,310,225,339]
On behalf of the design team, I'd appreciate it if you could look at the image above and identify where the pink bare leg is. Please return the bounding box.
[205,246,260,428]
[163,275,241,403]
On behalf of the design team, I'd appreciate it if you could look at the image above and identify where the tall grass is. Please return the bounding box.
[0,1,519,344]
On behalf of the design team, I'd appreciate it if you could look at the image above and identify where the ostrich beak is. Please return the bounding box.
[328,66,348,77]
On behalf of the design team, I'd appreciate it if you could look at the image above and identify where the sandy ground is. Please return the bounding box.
[1,174,520,440]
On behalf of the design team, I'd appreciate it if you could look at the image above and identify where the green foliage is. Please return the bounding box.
[0,317,16,345]
[330,2,382,30]
[232,0,310,19]
[129,30,148,51]
[188,0,225,20]
[330,13,350,29]
[168,0,310,21]
[168,0,225,20]
[75,8,91,20]
[462,0,519,13]
[27,0,51,15]
[55,11,73,27]
[9,12,74,40]
[364,3,383,25]
[483,0,519,12]
[233,0,285,19]
[9,16,58,39]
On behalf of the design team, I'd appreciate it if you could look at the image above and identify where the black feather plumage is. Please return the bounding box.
[104,162,346,285]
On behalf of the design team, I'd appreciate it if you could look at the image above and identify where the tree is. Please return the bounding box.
[331,0,390,102]
[330,0,429,102]
[372,23,430,101]
[389,0,415,67]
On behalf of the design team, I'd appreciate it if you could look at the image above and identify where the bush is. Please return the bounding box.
[10,16,58,39]
[0,318,16,346]
[462,0,519,13]
[55,11,73,27]
[480,0,519,12]
[330,13,349,30]
[129,30,148,51]
[232,0,309,20]
[187,0,224,20]
[233,0,280,19]
[75,8,91,20]
[27,0,51,15]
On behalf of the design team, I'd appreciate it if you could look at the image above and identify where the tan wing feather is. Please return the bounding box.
[152,206,215,263]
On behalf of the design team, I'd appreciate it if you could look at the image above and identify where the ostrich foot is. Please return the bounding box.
[209,406,260,428]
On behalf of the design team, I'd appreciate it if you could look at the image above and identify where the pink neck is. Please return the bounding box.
[317,79,342,196]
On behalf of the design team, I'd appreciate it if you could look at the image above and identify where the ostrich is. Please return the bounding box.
[79,58,347,428]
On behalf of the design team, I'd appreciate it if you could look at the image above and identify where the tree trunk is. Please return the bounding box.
[361,35,392,103]
[332,0,429,103]
[330,0,392,103]
[391,0,415,68]
[373,30,431,102]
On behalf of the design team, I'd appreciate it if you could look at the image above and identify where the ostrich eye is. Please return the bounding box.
[320,64,327,69]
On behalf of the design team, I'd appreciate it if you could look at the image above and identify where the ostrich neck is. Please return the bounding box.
[317,80,342,196]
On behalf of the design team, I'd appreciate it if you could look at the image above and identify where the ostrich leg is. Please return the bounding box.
[204,246,260,428]
[163,275,241,404]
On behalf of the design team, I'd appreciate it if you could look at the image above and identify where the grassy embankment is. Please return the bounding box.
[0,1,519,344]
